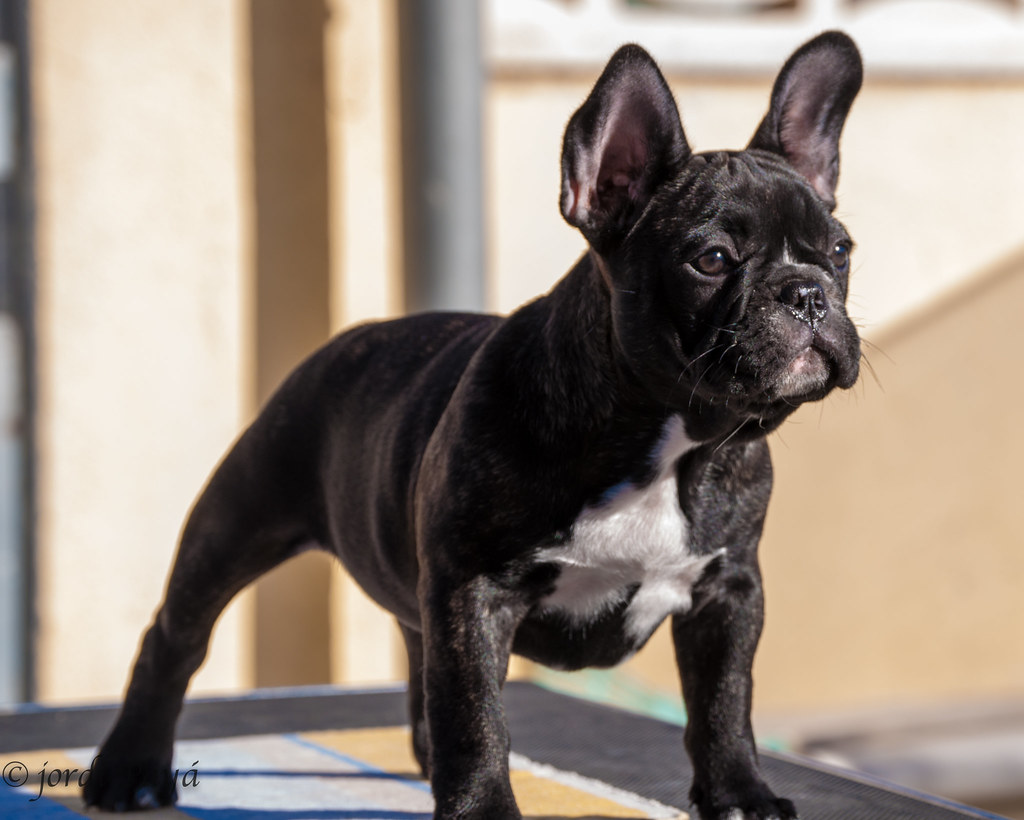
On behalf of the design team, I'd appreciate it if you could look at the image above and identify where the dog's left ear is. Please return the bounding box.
[748,31,862,209]
[561,45,690,254]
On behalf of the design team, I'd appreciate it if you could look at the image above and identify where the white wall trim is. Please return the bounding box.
[486,0,1024,77]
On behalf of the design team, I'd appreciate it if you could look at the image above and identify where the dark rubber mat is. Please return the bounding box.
[502,682,1007,820]
[0,681,1007,819]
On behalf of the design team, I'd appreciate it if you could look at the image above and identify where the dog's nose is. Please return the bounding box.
[779,281,828,327]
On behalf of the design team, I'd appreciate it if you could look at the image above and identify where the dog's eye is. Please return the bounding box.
[830,242,851,274]
[694,250,731,277]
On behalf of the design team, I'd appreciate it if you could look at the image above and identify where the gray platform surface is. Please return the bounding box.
[0,681,1009,819]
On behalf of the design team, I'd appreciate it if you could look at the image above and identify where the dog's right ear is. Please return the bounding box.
[560,45,690,254]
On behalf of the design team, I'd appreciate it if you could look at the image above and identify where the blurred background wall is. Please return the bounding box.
[2,0,1023,813]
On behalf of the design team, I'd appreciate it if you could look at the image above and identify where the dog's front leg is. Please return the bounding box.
[419,572,528,820]
[672,569,796,820]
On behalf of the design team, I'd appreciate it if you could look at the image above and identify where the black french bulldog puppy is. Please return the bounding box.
[85,31,862,820]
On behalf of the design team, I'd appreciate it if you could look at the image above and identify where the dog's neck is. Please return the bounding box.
[505,252,768,451]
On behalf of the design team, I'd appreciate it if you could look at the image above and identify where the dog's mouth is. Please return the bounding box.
[669,305,861,421]
[767,330,860,405]
[680,346,842,416]
[774,345,832,400]
[689,337,858,416]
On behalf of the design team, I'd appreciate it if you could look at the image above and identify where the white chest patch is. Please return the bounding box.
[536,416,722,640]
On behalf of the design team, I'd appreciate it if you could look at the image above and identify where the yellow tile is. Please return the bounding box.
[302,726,424,779]
[301,728,687,819]
[510,768,650,818]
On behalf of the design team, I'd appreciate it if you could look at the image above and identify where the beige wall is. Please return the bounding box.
[757,249,1024,711]
[29,1,1024,717]
[32,0,255,702]
[246,0,334,690]
[30,0,409,703]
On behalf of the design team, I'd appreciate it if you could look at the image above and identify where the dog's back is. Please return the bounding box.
[219,311,502,621]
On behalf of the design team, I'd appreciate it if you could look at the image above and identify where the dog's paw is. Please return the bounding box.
[706,797,798,820]
[432,785,522,820]
[691,780,797,820]
[82,751,178,812]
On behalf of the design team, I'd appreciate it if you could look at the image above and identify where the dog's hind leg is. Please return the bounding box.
[83,423,322,811]
[399,621,431,778]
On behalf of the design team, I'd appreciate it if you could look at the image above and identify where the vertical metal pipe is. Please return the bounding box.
[0,0,32,707]
[0,312,25,707]
[397,0,485,313]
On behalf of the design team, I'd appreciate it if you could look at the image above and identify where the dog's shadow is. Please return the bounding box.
[528,816,687,820]
[66,769,689,818]
[70,806,681,820]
